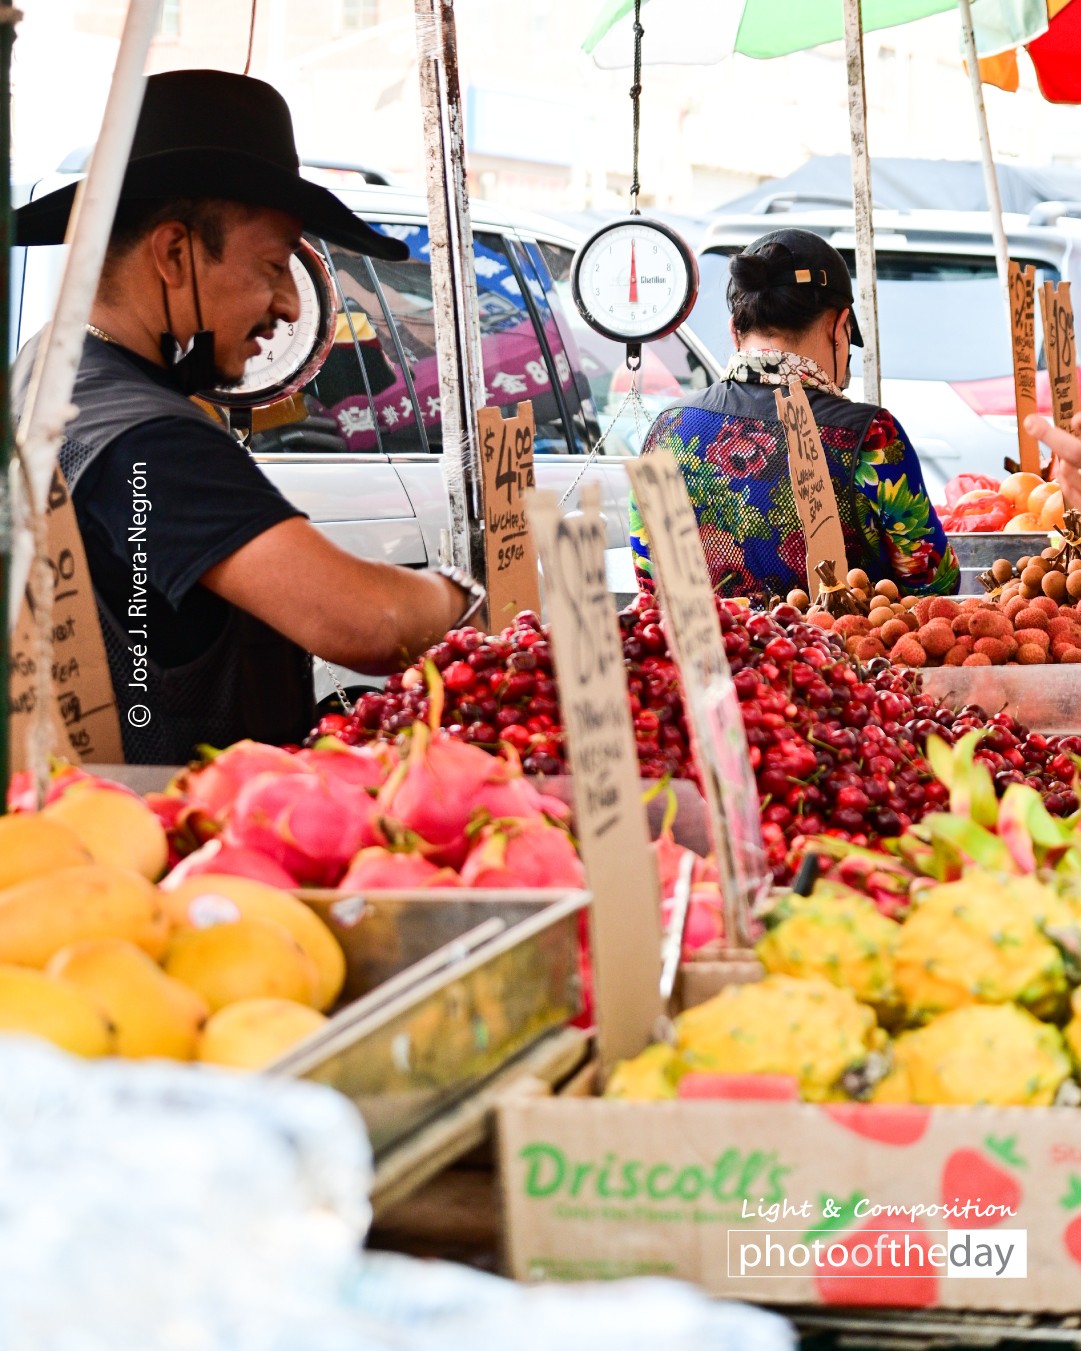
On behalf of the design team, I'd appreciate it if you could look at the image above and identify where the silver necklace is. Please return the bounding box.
[86,323,121,346]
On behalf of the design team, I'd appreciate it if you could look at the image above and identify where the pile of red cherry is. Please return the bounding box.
[313,596,1081,884]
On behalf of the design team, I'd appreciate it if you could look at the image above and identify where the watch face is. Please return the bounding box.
[207,239,336,409]
[570,217,699,344]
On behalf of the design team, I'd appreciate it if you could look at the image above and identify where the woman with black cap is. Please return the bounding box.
[629,228,959,604]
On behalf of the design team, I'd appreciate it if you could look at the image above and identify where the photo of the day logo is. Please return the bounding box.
[731,1230,1027,1280]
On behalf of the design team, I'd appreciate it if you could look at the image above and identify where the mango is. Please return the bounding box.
[162,875,345,1010]
[163,916,319,1012]
[0,864,168,967]
[197,997,327,1070]
[44,787,169,880]
[0,963,114,1056]
[0,814,92,890]
[47,938,209,1060]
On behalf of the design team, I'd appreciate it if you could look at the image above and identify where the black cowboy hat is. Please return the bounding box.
[15,68,409,261]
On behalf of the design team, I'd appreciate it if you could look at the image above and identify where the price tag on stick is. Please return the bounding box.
[8,466,123,772]
[626,452,768,947]
[1039,279,1080,433]
[529,485,663,1074]
[1010,261,1041,474]
[775,379,849,600]
[477,401,541,632]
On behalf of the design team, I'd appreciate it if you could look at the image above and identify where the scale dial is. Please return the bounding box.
[207,238,336,409]
[570,216,699,344]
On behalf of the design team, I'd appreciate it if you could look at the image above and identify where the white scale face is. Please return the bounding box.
[571,217,698,345]
[209,239,336,409]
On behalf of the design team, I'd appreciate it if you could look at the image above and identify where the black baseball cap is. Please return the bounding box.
[739,228,863,347]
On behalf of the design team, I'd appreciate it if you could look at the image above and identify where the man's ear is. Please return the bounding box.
[148,221,191,289]
[729,316,739,348]
[833,307,851,345]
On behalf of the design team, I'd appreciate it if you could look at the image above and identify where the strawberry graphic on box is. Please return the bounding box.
[1060,1174,1081,1266]
[804,1195,939,1308]
[824,1103,930,1146]
[940,1136,1025,1228]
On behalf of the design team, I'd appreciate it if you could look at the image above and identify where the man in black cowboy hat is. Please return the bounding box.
[13,69,483,765]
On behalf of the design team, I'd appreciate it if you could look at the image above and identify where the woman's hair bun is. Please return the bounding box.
[729,251,772,293]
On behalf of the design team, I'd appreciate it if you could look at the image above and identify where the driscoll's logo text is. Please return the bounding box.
[519,1143,790,1205]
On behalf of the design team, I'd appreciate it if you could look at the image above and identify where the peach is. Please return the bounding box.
[1003,512,1040,534]
[999,471,1044,512]
[1037,489,1065,532]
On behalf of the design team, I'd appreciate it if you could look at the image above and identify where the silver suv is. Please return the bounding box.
[12,176,721,696]
[696,205,1081,498]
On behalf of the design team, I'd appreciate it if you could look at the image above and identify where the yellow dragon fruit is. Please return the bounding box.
[756,884,900,1014]
[1065,989,1081,1069]
[674,974,884,1102]
[604,1042,683,1101]
[894,873,1067,1022]
[876,1003,1073,1106]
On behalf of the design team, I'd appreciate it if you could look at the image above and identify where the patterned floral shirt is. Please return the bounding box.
[629,348,960,600]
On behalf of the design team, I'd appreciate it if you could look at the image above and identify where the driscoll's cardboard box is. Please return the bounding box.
[498,1087,1081,1312]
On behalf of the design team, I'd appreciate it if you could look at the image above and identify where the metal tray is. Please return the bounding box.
[946,531,1051,594]
[266,889,587,1157]
[922,664,1081,734]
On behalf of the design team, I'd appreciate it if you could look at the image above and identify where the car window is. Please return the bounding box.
[330,223,574,455]
[698,246,1060,383]
[536,240,705,456]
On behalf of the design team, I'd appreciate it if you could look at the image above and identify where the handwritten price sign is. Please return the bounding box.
[477,401,541,630]
[1010,261,1040,475]
[775,379,849,598]
[9,466,123,771]
[1040,279,1080,433]
[529,485,663,1073]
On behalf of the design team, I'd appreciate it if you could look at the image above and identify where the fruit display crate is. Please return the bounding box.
[947,532,1048,594]
[269,887,587,1158]
[921,664,1081,735]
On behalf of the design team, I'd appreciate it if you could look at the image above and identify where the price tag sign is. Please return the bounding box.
[529,484,663,1074]
[626,452,766,946]
[775,379,849,599]
[477,401,541,631]
[8,466,123,772]
[1040,279,1080,433]
[1010,261,1041,474]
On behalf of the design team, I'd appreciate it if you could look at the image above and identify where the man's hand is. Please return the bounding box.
[1025,411,1081,509]
[201,517,474,673]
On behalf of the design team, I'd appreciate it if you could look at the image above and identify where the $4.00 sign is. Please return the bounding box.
[775,378,849,598]
[477,402,541,630]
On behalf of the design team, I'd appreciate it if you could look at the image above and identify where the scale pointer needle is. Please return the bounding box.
[629,238,638,305]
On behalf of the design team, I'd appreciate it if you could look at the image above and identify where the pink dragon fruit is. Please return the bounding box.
[160,838,299,891]
[7,763,140,812]
[339,845,462,890]
[466,747,572,826]
[293,741,397,792]
[224,771,382,887]
[376,724,514,869]
[660,882,724,955]
[651,831,718,898]
[459,818,586,889]
[172,740,308,820]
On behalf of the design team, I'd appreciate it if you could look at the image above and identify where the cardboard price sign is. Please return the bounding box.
[1010,261,1041,474]
[528,485,663,1073]
[775,379,849,598]
[1039,279,1080,433]
[626,452,765,946]
[477,401,541,631]
[8,467,123,771]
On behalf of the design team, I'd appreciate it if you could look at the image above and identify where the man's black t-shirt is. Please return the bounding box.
[72,348,303,670]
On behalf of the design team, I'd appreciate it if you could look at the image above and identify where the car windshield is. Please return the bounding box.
[694,248,1060,382]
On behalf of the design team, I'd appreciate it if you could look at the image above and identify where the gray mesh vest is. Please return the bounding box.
[12,332,314,764]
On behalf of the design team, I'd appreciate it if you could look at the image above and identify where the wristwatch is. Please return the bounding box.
[433,563,487,627]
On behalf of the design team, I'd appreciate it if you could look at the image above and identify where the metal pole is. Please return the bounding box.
[414,0,487,580]
[0,0,17,814]
[842,0,881,408]
[10,0,159,801]
[958,0,1010,312]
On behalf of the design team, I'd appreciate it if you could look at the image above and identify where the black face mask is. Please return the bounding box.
[160,229,218,395]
